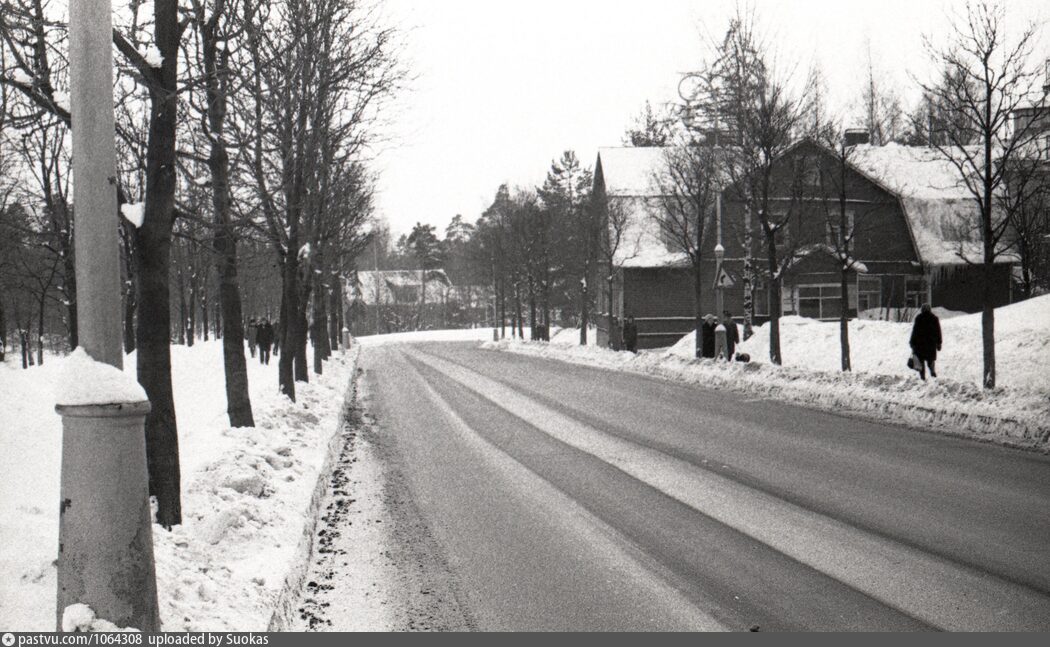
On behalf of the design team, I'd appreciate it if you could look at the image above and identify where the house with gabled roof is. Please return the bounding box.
[592,139,1016,350]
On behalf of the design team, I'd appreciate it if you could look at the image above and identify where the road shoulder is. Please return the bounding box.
[289,362,472,631]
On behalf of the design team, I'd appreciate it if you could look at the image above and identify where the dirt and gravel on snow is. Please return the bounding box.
[289,371,472,631]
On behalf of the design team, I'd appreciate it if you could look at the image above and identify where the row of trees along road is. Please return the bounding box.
[0,0,404,527]
[645,3,1047,389]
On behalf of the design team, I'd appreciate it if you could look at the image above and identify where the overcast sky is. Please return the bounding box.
[373,0,1048,238]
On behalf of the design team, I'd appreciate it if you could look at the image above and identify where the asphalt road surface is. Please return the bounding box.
[358,341,1050,631]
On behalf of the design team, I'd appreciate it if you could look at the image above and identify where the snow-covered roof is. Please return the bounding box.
[597,147,682,268]
[597,147,673,197]
[350,270,451,305]
[848,143,993,265]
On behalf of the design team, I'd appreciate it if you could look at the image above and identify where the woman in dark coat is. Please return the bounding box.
[701,314,717,359]
[909,304,942,380]
[622,316,638,353]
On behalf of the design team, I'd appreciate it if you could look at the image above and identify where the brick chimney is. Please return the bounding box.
[844,128,870,147]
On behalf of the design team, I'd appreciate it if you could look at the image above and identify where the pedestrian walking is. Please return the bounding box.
[247,318,258,358]
[909,304,942,380]
[257,320,274,365]
[723,310,739,361]
[623,315,638,353]
[701,314,716,359]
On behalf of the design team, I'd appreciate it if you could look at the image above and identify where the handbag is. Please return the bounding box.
[907,353,921,371]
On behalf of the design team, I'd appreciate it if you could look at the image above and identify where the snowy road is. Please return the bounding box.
[354,341,1050,631]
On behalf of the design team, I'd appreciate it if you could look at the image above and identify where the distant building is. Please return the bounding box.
[593,139,1017,349]
[346,269,492,335]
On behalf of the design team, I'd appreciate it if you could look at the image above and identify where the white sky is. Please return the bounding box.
[373,0,1048,238]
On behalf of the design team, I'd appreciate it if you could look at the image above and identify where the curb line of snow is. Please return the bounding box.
[266,345,361,631]
[483,341,1050,452]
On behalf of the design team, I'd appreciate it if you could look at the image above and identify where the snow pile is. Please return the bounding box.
[55,347,147,406]
[0,340,357,630]
[484,296,1050,449]
[548,326,599,347]
[120,202,145,228]
[62,603,138,633]
[687,295,1050,392]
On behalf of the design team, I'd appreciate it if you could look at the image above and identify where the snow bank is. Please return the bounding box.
[484,296,1050,450]
[0,340,357,630]
[549,326,598,347]
[356,327,510,347]
[55,347,147,406]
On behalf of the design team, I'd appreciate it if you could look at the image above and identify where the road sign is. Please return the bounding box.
[714,267,734,289]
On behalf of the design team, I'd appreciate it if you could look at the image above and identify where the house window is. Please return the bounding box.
[753,280,770,317]
[905,276,927,308]
[782,284,796,315]
[390,285,419,304]
[770,218,791,253]
[857,276,882,312]
[826,210,856,247]
[797,284,843,320]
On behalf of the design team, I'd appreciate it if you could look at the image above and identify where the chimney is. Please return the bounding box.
[843,128,870,147]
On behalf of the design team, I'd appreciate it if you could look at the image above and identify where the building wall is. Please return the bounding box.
[931,264,1013,313]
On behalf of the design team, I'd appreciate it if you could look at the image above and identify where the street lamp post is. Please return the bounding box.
[58,0,159,631]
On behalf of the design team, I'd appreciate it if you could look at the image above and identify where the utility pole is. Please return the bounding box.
[57,0,159,630]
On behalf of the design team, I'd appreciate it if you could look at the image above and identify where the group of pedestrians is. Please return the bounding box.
[618,302,944,383]
[620,310,740,361]
[700,310,739,361]
[246,318,276,365]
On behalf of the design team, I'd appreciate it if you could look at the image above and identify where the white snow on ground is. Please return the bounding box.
[0,340,355,631]
[356,327,511,347]
[549,326,598,347]
[355,325,595,348]
[668,295,1050,392]
[484,296,1050,450]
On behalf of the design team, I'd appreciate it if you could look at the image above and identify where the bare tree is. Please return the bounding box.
[653,143,719,358]
[919,0,1049,388]
[695,11,806,364]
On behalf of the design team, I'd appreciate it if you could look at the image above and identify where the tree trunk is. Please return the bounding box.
[37,295,46,365]
[278,255,299,400]
[767,238,783,366]
[328,277,340,352]
[187,264,196,347]
[137,0,182,527]
[201,288,209,342]
[0,297,6,361]
[123,277,136,353]
[63,242,78,351]
[528,278,537,340]
[580,273,589,346]
[208,115,254,426]
[21,329,30,369]
[981,261,996,388]
[136,227,181,529]
[839,271,851,372]
[694,261,703,360]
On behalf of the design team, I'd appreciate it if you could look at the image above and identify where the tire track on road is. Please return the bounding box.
[405,345,1050,631]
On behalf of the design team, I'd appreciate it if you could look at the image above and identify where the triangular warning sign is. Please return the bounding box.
[714,267,734,288]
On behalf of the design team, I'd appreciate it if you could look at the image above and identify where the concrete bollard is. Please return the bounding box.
[55,400,159,631]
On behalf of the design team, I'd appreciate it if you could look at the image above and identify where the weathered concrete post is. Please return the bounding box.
[58,0,160,630]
